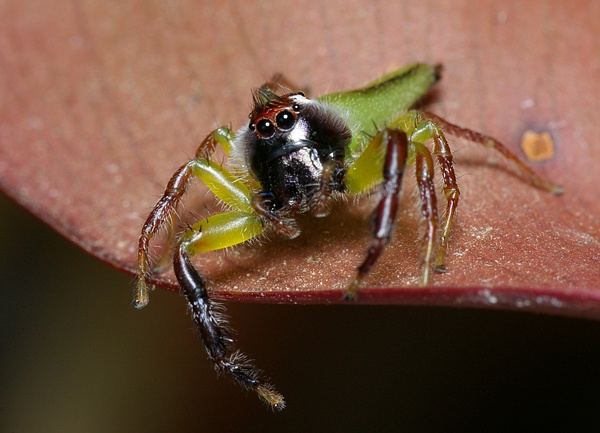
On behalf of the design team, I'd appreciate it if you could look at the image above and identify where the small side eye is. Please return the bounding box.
[256,118,275,137]
[292,103,301,113]
[275,110,295,130]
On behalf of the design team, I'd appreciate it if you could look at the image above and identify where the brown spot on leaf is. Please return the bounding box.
[521,130,555,161]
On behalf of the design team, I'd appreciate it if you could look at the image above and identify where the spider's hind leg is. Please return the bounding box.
[411,116,461,274]
[423,111,563,195]
[259,73,306,95]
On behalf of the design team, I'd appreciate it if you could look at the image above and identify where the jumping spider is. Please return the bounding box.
[135,63,562,409]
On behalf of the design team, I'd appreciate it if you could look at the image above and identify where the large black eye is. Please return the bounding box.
[275,110,295,130]
[256,118,275,138]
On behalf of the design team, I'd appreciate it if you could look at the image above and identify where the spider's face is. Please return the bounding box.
[238,90,351,212]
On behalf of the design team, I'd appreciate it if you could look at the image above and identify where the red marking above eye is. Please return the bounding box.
[250,104,298,138]
[249,93,301,127]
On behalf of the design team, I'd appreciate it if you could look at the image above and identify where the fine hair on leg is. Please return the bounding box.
[173,245,285,410]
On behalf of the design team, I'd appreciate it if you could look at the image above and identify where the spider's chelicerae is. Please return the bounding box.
[135,63,562,409]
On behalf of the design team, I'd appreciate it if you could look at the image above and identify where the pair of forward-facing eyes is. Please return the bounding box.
[248,95,305,139]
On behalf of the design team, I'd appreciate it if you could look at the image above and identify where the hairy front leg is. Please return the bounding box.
[173,245,285,409]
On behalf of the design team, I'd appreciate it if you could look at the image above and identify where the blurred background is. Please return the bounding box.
[2,192,600,432]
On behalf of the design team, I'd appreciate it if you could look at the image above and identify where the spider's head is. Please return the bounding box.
[238,87,351,200]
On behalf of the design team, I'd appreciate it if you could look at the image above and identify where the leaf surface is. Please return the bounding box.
[1,1,598,318]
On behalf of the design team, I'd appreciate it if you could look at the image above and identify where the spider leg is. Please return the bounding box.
[430,126,460,273]
[260,73,305,95]
[422,111,563,195]
[137,130,285,408]
[343,111,460,296]
[174,240,285,410]
[135,126,235,308]
[136,160,196,308]
[408,117,461,274]
[345,128,408,299]
[175,210,284,408]
[413,142,439,286]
